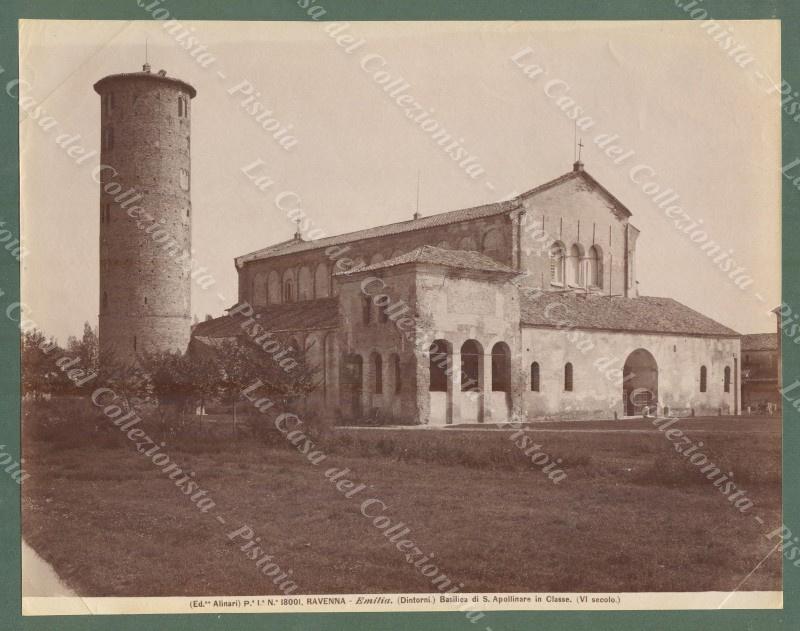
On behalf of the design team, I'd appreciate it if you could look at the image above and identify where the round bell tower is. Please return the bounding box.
[94,65,197,362]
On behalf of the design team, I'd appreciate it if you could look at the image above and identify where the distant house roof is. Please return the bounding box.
[335,245,519,276]
[192,298,340,339]
[741,333,778,351]
[520,292,739,338]
[235,168,633,266]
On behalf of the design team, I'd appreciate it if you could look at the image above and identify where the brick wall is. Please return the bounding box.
[96,73,194,361]
[238,213,515,307]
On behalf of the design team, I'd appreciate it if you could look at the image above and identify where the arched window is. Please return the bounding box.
[314,262,329,298]
[568,244,583,286]
[588,245,602,288]
[491,342,511,392]
[700,366,707,392]
[283,280,293,302]
[297,266,313,300]
[102,291,108,311]
[362,295,372,325]
[268,271,281,304]
[461,340,482,392]
[550,242,565,285]
[530,362,540,392]
[429,341,450,392]
[379,302,389,323]
[724,366,731,393]
[393,354,402,393]
[564,362,573,392]
[373,353,383,394]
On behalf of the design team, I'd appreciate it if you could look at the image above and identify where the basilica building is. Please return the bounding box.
[193,161,740,424]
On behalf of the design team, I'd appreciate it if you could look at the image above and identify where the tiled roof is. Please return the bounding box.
[94,70,197,97]
[192,298,339,339]
[235,168,637,267]
[520,291,739,337]
[335,245,519,276]
[235,199,521,266]
[741,333,778,351]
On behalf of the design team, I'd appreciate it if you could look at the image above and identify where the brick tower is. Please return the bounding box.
[94,65,196,363]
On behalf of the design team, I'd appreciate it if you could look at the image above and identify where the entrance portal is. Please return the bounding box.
[623,349,658,416]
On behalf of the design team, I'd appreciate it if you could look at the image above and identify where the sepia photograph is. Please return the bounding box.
[14,14,785,618]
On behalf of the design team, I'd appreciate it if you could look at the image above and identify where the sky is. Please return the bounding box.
[18,19,781,344]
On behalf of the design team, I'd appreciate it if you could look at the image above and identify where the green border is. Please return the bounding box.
[1,1,796,629]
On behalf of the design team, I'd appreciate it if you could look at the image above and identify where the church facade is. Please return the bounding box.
[193,162,741,424]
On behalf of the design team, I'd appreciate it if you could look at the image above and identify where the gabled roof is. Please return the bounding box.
[335,245,519,276]
[236,166,634,266]
[520,292,739,338]
[518,167,632,219]
[236,199,521,266]
[192,298,339,339]
[741,333,778,351]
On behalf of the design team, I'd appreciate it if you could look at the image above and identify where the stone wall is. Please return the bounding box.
[335,267,421,423]
[238,213,515,306]
[411,267,522,425]
[333,264,523,425]
[521,327,740,419]
[518,174,636,296]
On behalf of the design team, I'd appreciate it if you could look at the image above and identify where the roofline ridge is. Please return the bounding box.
[235,199,523,265]
[517,168,633,219]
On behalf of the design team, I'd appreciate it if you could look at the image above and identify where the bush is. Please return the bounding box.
[23,397,121,449]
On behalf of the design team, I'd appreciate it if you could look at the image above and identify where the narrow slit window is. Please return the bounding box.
[531,362,540,392]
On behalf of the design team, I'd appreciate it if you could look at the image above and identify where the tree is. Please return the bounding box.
[213,341,258,438]
[21,329,64,399]
[183,352,222,418]
[95,347,148,410]
[139,350,198,433]
[205,336,318,437]
[77,322,99,369]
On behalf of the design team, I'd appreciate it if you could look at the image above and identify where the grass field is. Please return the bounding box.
[22,416,781,596]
